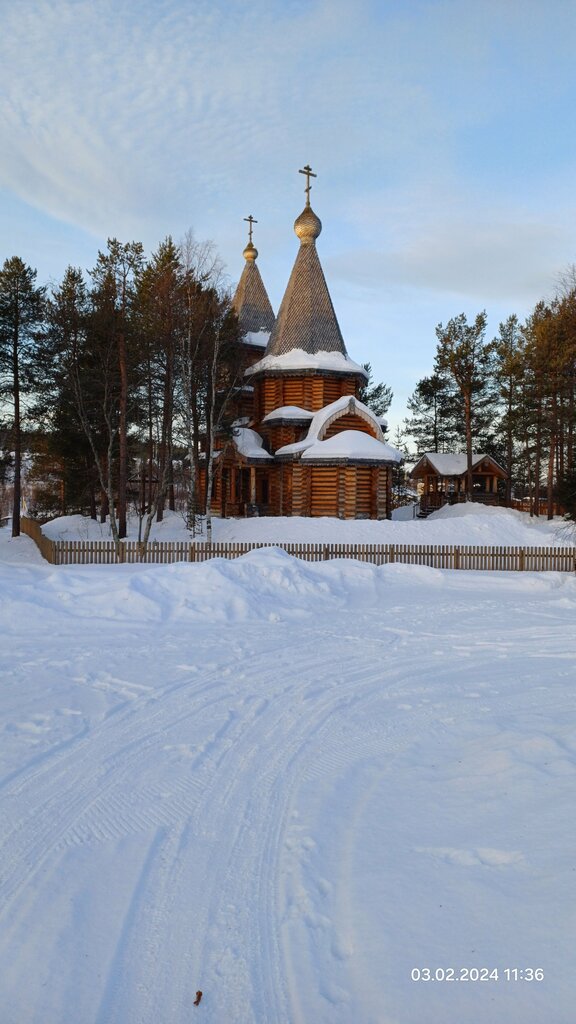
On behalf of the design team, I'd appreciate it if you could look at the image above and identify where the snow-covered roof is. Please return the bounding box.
[411,453,506,478]
[243,330,270,348]
[232,426,273,461]
[245,348,368,378]
[301,431,403,463]
[275,395,402,463]
[262,405,314,423]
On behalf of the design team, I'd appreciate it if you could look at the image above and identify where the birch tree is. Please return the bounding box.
[175,236,242,539]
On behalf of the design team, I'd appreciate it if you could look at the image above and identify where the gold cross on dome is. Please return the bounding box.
[244,215,257,244]
[298,164,317,205]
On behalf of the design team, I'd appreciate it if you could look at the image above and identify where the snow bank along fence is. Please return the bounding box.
[20,517,576,572]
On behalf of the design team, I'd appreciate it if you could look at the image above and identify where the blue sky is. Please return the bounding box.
[2,0,576,435]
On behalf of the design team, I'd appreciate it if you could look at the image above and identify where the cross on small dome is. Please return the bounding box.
[243,215,259,261]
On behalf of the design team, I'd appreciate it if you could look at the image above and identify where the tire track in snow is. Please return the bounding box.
[1,616,549,1023]
[0,629,370,1021]
[94,826,169,1024]
[86,630,479,1023]
[0,660,263,912]
[247,674,448,1023]
[83,635,362,1023]
[186,623,543,1024]
[137,633,449,1023]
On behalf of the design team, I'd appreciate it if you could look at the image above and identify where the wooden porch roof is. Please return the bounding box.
[410,453,507,480]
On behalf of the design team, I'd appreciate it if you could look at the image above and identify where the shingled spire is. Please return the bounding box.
[264,166,348,358]
[232,216,275,336]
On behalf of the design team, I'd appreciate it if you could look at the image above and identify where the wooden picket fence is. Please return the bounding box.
[19,517,576,572]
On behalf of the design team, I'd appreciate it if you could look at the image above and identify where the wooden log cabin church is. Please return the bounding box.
[205,166,402,520]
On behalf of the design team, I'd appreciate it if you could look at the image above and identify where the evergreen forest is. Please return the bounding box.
[2,236,576,537]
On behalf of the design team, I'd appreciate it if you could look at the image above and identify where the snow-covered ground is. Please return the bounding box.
[40,501,573,548]
[1,511,575,1024]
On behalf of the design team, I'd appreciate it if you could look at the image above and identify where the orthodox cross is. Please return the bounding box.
[244,215,257,244]
[299,164,317,205]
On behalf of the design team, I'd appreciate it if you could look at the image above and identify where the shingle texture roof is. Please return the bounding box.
[264,212,348,358]
[232,260,275,335]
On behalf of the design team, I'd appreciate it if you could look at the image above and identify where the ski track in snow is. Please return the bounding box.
[1,548,576,1023]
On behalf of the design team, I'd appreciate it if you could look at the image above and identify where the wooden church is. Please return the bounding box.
[208,167,402,520]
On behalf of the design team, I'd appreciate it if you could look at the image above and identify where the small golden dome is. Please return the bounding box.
[294,205,322,243]
[243,242,258,261]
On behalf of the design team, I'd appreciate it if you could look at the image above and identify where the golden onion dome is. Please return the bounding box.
[294,204,322,243]
[243,241,258,261]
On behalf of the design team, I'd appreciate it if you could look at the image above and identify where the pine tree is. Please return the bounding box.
[40,267,98,517]
[519,302,554,516]
[404,372,460,454]
[492,314,524,505]
[557,467,576,522]
[390,424,410,506]
[0,418,13,521]
[135,237,185,543]
[359,363,393,420]
[0,257,45,536]
[434,312,496,498]
[89,239,144,540]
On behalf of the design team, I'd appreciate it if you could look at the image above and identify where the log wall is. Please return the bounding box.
[323,414,376,440]
[255,373,359,419]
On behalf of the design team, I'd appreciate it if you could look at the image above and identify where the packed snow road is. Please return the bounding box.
[1,542,575,1023]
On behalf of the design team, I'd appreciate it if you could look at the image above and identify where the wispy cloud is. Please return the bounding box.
[3,1,403,238]
[329,190,573,304]
[0,0,479,237]
[2,0,576,423]
[8,0,570,243]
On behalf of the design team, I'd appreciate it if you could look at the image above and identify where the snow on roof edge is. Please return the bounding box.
[242,330,270,348]
[262,405,314,422]
[411,453,507,477]
[232,426,273,461]
[276,395,402,462]
[301,431,403,462]
[245,349,368,378]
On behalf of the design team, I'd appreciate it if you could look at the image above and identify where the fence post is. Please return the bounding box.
[12,528,576,573]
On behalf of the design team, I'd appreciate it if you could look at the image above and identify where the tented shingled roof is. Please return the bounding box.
[264,206,348,359]
[232,256,275,335]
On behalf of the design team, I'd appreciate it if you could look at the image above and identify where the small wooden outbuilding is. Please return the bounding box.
[410,453,507,514]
